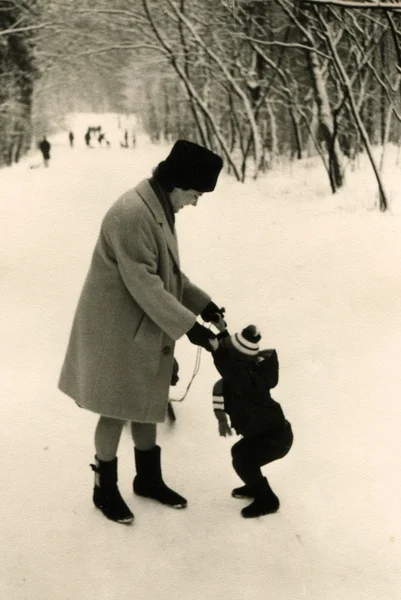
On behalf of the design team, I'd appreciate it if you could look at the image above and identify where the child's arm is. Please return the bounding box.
[213,379,232,437]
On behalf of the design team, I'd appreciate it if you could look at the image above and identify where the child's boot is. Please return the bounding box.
[133,445,187,508]
[241,477,279,518]
[90,456,134,524]
[232,484,254,498]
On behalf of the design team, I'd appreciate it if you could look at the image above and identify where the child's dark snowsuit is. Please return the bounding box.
[212,328,293,517]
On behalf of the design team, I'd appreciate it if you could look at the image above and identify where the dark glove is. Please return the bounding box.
[170,358,179,386]
[200,301,225,323]
[186,322,216,351]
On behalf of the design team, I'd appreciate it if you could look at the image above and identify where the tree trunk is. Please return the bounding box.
[322,17,389,211]
[305,48,344,192]
[289,105,303,160]
[167,0,262,177]
[266,101,278,165]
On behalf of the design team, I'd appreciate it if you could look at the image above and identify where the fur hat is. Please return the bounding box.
[156,140,223,193]
[221,325,261,359]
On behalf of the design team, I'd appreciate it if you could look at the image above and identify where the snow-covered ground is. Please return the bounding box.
[1,113,400,600]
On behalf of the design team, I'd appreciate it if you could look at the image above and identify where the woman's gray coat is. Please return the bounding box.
[58,179,210,422]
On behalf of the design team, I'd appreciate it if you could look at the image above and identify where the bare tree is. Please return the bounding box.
[2,0,401,210]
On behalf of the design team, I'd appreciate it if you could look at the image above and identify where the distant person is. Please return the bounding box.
[132,130,136,148]
[98,133,105,146]
[84,130,91,147]
[69,131,74,147]
[39,137,51,167]
[120,129,129,148]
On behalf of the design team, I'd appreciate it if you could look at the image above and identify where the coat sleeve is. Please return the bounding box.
[180,271,211,315]
[212,345,246,380]
[104,207,196,341]
[212,378,225,412]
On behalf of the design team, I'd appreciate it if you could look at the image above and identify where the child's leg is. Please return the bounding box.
[231,437,264,485]
[231,437,280,517]
[231,423,294,485]
[257,421,294,468]
[231,424,293,518]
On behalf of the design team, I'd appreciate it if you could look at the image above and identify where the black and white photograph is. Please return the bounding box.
[1,1,400,599]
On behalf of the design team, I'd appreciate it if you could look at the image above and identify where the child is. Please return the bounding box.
[210,321,293,518]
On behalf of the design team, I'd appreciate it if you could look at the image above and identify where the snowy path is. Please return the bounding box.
[1,127,400,600]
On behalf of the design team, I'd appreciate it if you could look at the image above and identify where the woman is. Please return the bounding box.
[58,140,224,524]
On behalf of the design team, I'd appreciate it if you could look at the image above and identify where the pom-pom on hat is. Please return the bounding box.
[157,140,223,193]
[222,325,261,359]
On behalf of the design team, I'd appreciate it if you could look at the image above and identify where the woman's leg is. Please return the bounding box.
[92,416,133,524]
[130,422,157,450]
[94,415,126,461]
[130,421,187,508]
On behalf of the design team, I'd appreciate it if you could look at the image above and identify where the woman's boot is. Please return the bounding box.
[241,477,279,518]
[90,456,134,524]
[133,445,187,508]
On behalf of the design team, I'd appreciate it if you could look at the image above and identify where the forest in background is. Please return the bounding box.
[2,0,401,209]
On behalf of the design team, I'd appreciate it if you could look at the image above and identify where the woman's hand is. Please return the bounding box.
[186,322,216,351]
[201,301,225,323]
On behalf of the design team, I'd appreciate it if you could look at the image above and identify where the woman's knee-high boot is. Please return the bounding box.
[90,456,134,524]
[133,445,187,508]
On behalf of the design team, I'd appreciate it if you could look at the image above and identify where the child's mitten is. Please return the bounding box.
[187,322,216,350]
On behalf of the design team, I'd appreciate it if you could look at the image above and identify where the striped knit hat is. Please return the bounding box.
[221,325,261,359]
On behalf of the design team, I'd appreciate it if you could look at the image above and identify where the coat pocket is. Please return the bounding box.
[132,314,145,340]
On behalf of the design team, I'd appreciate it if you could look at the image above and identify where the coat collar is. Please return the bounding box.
[135,179,180,266]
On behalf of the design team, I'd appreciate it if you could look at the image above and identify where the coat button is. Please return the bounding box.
[162,346,171,355]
